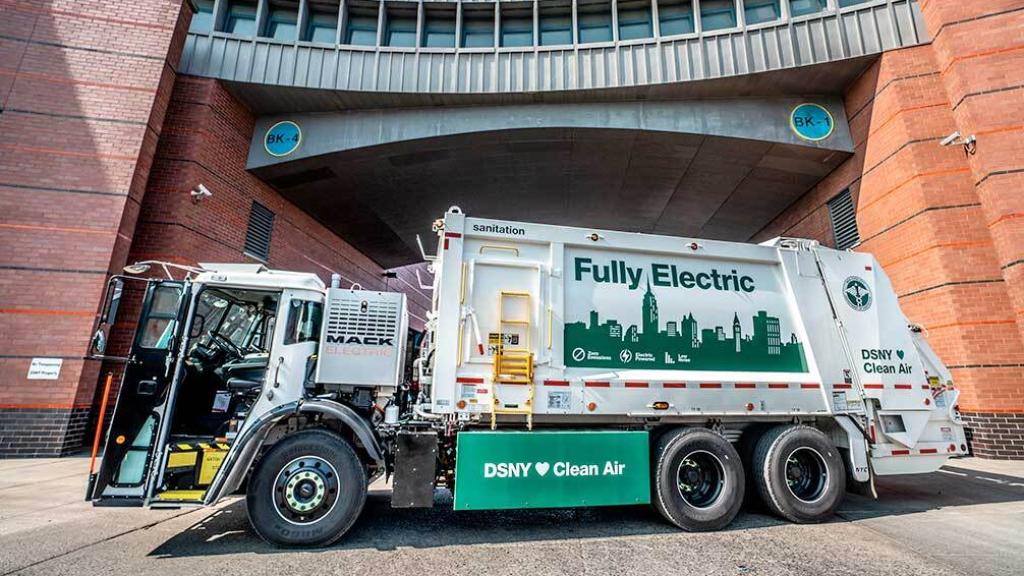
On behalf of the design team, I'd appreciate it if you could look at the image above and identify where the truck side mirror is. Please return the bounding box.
[102,278,124,325]
[90,278,124,356]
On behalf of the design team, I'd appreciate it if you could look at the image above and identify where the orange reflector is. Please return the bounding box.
[924,398,931,406]
[115,435,126,445]
[456,400,467,409]
[745,402,755,411]
[587,402,597,412]
[652,401,669,411]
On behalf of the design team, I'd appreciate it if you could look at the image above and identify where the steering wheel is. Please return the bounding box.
[210,333,244,358]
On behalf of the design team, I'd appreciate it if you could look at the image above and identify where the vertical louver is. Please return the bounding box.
[827,189,860,250]
[244,201,274,261]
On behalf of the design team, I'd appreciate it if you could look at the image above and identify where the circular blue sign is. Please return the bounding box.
[790,103,835,142]
[264,121,302,157]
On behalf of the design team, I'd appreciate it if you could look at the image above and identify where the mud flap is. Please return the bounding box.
[391,431,438,508]
[835,416,871,483]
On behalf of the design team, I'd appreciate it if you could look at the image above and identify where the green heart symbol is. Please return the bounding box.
[896,350,904,360]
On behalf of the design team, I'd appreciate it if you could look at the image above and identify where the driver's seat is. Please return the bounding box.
[226,377,263,392]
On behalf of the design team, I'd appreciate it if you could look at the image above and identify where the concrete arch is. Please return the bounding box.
[248,98,852,169]
[248,104,852,266]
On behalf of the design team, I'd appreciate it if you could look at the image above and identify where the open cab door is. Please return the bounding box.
[90,280,190,505]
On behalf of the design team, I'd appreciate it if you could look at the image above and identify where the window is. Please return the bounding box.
[499,3,531,48]
[464,5,496,47]
[344,3,379,46]
[218,303,259,347]
[189,0,215,33]
[577,1,612,44]
[700,0,737,31]
[789,0,827,17]
[658,0,694,36]
[284,300,323,344]
[539,2,572,46]
[838,0,869,7]
[384,4,417,47]
[304,5,338,43]
[263,3,299,41]
[828,189,860,250]
[618,0,653,40]
[244,201,274,261]
[139,285,182,349]
[223,0,258,35]
[744,0,780,25]
[422,6,456,48]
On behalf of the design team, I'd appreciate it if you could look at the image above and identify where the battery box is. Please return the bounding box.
[163,441,230,489]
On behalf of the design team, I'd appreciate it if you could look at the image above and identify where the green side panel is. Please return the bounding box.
[454,430,650,511]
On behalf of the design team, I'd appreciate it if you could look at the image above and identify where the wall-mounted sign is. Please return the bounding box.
[27,358,63,380]
[264,120,302,157]
[790,103,834,142]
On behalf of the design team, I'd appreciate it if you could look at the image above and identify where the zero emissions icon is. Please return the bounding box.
[843,276,872,311]
[790,103,835,142]
[572,347,586,362]
[264,120,302,157]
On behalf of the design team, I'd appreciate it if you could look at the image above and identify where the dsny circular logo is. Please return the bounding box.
[842,276,872,311]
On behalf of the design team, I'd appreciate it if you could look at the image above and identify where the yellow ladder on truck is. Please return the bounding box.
[491,291,534,430]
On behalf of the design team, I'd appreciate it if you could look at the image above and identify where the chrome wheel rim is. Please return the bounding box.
[272,456,339,525]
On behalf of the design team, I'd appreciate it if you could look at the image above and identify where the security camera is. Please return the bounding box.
[939,131,977,156]
[190,183,212,203]
[940,131,961,147]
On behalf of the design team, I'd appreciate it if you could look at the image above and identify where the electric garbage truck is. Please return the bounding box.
[86,207,968,547]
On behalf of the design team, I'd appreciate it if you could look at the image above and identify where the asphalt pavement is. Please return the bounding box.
[1,456,1022,576]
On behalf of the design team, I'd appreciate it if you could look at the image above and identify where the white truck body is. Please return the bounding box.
[428,209,966,475]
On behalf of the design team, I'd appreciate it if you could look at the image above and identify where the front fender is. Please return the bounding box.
[298,398,384,463]
[203,399,383,505]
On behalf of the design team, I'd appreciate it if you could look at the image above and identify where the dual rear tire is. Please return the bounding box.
[652,428,745,531]
[751,425,845,523]
[652,425,845,531]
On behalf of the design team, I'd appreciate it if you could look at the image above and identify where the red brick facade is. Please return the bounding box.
[757,3,1024,458]
[1,1,1022,457]
[0,0,191,455]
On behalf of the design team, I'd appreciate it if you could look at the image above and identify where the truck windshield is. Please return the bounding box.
[194,291,267,351]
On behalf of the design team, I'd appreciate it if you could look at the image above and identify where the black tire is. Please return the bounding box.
[752,425,845,523]
[737,424,770,509]
[652,428,745,531]
[246,429,368,547]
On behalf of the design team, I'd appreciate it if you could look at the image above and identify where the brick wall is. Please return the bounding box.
[82,72,432,450]
[0,0,191,456]
[758,33,1024,457]
[127,74,432,324]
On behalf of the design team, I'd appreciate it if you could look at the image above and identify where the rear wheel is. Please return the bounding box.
[752,425,845,523]
[652,428,744,531]
[246,429,367,547]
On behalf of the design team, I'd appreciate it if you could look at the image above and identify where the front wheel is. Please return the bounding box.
[246,429,368,547]
[652,428,745,531]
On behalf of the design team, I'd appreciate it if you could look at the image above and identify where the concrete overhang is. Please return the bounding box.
[245,93,853,268]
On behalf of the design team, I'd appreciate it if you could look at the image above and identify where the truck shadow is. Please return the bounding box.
[148,464,1024,557]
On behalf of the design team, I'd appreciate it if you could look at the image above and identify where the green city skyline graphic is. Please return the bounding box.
[564,281,809,373]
